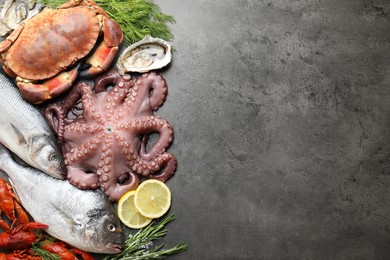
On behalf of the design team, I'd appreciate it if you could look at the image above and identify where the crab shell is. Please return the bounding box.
[4,6,100,80]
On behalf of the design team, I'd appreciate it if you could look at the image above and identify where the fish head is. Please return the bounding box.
[28,135,66,179]
[48,189,124,254]
[78,207,124,254]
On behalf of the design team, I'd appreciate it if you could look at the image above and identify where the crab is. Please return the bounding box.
[0,0,123,104]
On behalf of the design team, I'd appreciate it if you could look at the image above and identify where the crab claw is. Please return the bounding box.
[80,44,119,77]
[80,16,123,78]
[17,65,80,104]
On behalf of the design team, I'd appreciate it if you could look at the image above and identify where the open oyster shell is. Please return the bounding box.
[0,0,42,37]
[117,35,172,74]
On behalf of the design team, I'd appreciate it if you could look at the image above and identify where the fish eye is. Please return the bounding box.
[49,154,60,162]
[107,223,116,232]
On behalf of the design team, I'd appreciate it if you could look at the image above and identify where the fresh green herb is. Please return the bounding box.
[33,0,61,7]
[31,245,61,260]
[105,214,187,260]
[29,234,60,260]
[96,0,175,44]
[35,0,175,44]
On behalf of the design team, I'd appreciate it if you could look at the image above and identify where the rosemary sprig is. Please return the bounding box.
[31,245,61,260]
[30,237,61,260]
[108,242,187,260]
[105,214,187,260]
[35,0,175,44]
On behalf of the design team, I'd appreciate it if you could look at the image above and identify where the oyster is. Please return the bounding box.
[117,35,172,74]
[0,0,42,36]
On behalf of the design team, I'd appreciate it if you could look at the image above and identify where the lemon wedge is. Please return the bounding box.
[134,179,171,219]
[118,190,152,229]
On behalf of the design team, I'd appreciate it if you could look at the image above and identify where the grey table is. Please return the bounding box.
[154,0,390,259]
[2,0,390,259]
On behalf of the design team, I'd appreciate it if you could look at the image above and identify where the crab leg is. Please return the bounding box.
[0,25,24,53]
[16,65,80,104]
[82,43,119,77]
[0,25,24,76]
[81,16,123,77]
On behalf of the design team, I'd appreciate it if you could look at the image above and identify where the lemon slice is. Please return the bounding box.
[134,179,171,219]
[118,190,152,229]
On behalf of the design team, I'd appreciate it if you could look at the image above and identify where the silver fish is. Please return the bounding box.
[0,143,124,254]
[0,72,65,179]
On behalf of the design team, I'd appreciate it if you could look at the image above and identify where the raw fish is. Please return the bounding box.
[0,143,124,254]
[0,72,65,179]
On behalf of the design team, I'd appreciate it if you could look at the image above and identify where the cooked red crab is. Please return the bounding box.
[0,0,123,104]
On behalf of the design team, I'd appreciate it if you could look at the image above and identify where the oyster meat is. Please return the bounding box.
[117,35,172,74]
[0,0,42,36]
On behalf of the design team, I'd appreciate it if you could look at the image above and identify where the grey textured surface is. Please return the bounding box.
[152,0,390,259]
[0,0,390,259]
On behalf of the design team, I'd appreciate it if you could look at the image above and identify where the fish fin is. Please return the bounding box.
[10,123,28,145]
[7,178,14,189]
[7,178,21,203]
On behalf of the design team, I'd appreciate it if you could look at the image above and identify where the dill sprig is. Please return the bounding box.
[35,0,175,44]
[105,214,187,260]
[96,0,175,44]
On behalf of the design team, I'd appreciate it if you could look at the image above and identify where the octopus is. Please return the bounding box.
[45,69,177,201]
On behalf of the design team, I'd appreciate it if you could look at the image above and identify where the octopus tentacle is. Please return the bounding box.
[93,69,131,93]
[64,121,104,136]
[147,73,168,111]
[147,153,177,182]
[118,139,140,164]
[124,72,167,116]
[115,115,173,161]
[136,116,174,161]
[59,82,85,113]
[95,135,114,183]
[96,134,140,201]
[103,85,130,111]
[102,89,130,124]
[63,131,103,160]
[45,82,97,143]
[78,82,105,123]
[101,171,139,202]
[66,166,100,189]
[44,104,66,144]
[93,71,133,124]
[129,153,177,181]
[94,69,132,110]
